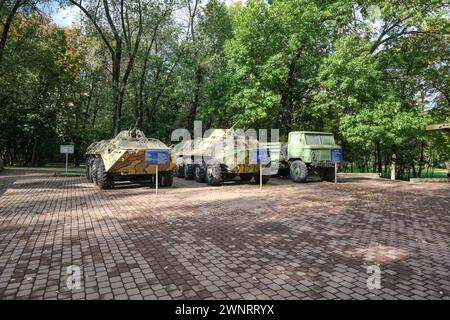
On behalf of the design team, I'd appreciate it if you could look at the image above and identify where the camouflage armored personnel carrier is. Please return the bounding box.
[172,139,193,179]
[86,130,176,189]
[174,129,271,186]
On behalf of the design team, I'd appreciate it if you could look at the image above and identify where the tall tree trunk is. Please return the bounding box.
[391,144,397,180]
[418,141,425,177]
[82,80,95,130]
[280,52,300,135]
[384,152,388,177]
[280,74,295,134]
[30,135,38,166]
[187,65,203,131]
[92,100,99,128]
[0,0,21,65]
[111,51,123,137]
[376,141,382,174]
[373,144,377,173]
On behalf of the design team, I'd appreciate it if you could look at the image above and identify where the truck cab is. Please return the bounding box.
[280,131,344,182]
[287,132,341,162]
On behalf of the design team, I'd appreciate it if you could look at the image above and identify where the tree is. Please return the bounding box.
[0,14,85,165]
[66,0,148,136]
[0,0,47,65]
[225,0,325,133]
[189,0,233,128]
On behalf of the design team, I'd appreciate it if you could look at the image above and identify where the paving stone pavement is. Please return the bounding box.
[0,169,449,300]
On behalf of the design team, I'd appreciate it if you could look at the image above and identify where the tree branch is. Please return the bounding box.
[68,0,115,56]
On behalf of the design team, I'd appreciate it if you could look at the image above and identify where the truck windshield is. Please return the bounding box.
[305,135,335,145]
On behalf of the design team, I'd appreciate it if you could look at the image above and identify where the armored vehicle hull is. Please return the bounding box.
[86,130,176,189]
[174,129,270,186]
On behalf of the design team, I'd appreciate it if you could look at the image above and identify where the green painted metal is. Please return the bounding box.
[285,131,342,163]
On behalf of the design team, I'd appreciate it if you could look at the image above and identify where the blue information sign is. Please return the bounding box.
[251,148,271,164]
[145,149,169,165]
[331,149,343,162]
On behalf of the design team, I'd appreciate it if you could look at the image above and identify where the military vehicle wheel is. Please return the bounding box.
[254,173,270,184]
[194,165,206,183]
[175,164,185,178]
[85,159,92,181]
[97,160,114,189]
[89,159,97,182]
[91,159,100,185]
[290,160,308,183]
[239,173,253,182]
[86,159,95,182]
[321,168,335,182]
[160,171,174,187]
[206,164,223,186]
[184,164,195,180]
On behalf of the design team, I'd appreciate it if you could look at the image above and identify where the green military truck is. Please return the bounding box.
[278,131,344,183]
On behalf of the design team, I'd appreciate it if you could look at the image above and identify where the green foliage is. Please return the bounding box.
[0,14,85,165]
[0,0,448,179]
[225,0,325,132]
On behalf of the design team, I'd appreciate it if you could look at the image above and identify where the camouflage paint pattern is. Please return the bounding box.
[86,130,176,175]
[173,129,267,174]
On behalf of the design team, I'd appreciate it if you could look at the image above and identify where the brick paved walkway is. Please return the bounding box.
[0,169,449,300]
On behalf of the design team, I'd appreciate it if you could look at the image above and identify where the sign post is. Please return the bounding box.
[60,145,74,174]
[335,162,338,184]
[331,149,343,184]
[156,166,159,195]
[145,149,169,195]
[251,148,271,190]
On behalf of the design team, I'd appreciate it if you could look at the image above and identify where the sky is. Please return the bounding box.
[50,1,245,28]
[51,3,80,27]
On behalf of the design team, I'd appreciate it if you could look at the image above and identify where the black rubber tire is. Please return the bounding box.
[159,171,174,187]
[184,164,195,180]
[91,159,100,185]
[206,164,223,186]
[85,159,92,181]
[321,168,336,182]
[290,160,308,183]
[254,173,270,184]
[194,165,206,183]
[239,173,253,182]
[96,160,114,189]
[89,159,97,182]
[175,164,184,178]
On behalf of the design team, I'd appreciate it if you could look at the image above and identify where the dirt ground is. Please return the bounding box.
[0,168,449,300]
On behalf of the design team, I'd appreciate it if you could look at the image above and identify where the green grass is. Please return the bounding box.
[43,162,85,169]
[343,164,448,179]
[53,172,84,177]
[419,169,448,179]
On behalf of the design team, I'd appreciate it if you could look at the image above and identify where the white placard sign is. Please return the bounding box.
[60,145,74,173]
[60,145,74,154]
